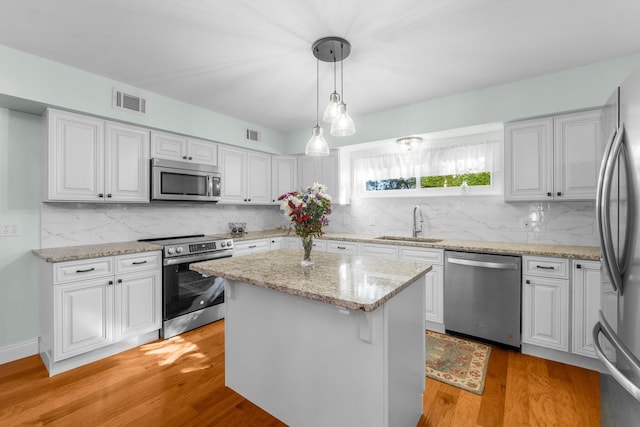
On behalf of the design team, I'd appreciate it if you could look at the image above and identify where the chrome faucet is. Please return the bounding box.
[412,205,424,238]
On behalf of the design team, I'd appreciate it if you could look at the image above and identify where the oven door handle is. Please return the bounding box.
[163,250,233,266]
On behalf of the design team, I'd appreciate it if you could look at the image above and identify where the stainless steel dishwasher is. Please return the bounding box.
[444,250,522,348]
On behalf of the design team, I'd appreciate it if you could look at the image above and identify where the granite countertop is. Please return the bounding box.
[190,249,432,312]
[32,241,162,263]
[218,229,601,260]
[33,228,601,263]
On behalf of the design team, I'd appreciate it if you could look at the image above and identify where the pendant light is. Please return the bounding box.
[322,57,340,123]
[305,56,330,156]
[311,37,355,140]
[331,42,355,136]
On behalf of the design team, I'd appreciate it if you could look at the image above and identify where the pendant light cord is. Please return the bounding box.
[316,57,320,126]
[340,43,344,101]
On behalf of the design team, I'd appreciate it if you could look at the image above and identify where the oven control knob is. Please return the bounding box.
[221,241,226,247]
[176,246,184,253]
[167,247,175,254]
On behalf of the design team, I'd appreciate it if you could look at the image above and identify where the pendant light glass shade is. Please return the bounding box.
[322,91,341,123]
[331,103,355,136]
[305,125,330,156]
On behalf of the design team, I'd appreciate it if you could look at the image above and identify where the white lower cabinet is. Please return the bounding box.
[326,240,358,255]
[40,251,161,375]
[571,260,602,358]
[399,247,444,329]
[522,256,570,352]
[359,243,399,260]
[233,238,271,257]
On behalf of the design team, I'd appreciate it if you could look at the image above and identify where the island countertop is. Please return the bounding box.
[190,249,432,312]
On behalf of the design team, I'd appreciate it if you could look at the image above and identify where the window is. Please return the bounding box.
[352,137,502,197]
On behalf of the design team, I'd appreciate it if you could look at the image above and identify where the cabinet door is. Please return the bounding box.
[272,156,298,203]
[105,122,150,202]
[571,260,601,358]
[187,138,217,165]
[115,269,161,341]
[150,131,187,161]
[504,117,554,201]
[522,275,569,351]
[246,151,272,204]
[219,146,246,203]
[47,109,105,201]
[297,155,318,189]
[54,278,114,361]
[554,110,602,200]
[424,264,443,324]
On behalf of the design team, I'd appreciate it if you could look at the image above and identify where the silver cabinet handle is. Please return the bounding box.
[593,310,640,401]
[447,257,518,270]
[598,124,625,294]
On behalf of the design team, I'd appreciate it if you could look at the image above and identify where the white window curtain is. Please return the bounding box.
[420,140,502,176]
[353,151,421,185]
[352,139,501,192]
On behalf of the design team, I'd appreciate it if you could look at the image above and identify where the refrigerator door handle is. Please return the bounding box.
[593,310,640,402]
[598,124,625,294]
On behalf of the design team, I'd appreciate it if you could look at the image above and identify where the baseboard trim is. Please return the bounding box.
[521,343,606,372]
[0,338,39,365]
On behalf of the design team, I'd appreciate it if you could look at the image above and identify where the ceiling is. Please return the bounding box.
[1,0,640,133]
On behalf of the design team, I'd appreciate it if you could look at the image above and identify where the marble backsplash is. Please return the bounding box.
[41,196,598,248]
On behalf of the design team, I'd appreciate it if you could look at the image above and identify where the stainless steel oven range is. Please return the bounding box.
[140,234,233,339]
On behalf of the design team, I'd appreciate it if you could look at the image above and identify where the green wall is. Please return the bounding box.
[0,45,287,154]
[286,54,640,151]
[0,109,40,348]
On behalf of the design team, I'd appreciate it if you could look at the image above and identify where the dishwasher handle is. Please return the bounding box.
[447,257,519,270]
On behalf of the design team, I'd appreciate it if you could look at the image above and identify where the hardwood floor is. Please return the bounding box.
[0,321,600,426]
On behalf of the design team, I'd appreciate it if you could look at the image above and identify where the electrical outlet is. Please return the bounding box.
[0,223,21,237]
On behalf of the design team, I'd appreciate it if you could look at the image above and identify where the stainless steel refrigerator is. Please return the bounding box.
[595,66,640,426]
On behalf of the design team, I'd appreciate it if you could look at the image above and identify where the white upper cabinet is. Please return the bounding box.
[105,122,150,202]
[504,117,554,201]
[219,145,272,204]
[150,131,217,166]
[504,109,602,201]
[45,109,149,203]
[553,110,602,200]
[297,149,350,204]
[271,156,297,203]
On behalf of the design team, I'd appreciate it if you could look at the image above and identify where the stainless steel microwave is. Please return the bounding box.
[151,158,221,202]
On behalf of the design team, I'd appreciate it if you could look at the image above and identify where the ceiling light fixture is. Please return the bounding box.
[311,37,355,139]
[396,136,423,150]
[305,55,330,156]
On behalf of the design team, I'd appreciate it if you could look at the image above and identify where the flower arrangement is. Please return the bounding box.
[278,183,332,237]
[278,183,332,266]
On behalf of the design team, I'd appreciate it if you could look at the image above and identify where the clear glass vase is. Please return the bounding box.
[300,235,314,267]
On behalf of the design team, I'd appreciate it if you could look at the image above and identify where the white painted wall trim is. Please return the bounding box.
[0,338,38,365]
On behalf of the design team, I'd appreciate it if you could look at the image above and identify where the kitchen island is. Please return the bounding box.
[191,249,431,427]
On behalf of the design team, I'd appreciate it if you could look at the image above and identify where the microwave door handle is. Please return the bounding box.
[599,124,625,294]
[593,311,640,401]
[207,175,213,197]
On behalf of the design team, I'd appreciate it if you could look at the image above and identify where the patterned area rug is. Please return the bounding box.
[425,331,491,395]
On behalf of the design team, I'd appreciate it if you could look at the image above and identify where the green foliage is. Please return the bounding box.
[420,172,491,188]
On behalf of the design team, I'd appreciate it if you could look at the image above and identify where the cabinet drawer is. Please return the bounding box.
[234,239,270,256]
[326,240,358,255]
[115,252,161,274]
[311,239,327,252]
[359,243,398,260]
[54,257,114,284]
[399,247,444,265]
[523,256,569,279]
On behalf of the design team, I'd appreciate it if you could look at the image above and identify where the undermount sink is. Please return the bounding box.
[373,235,443,244]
